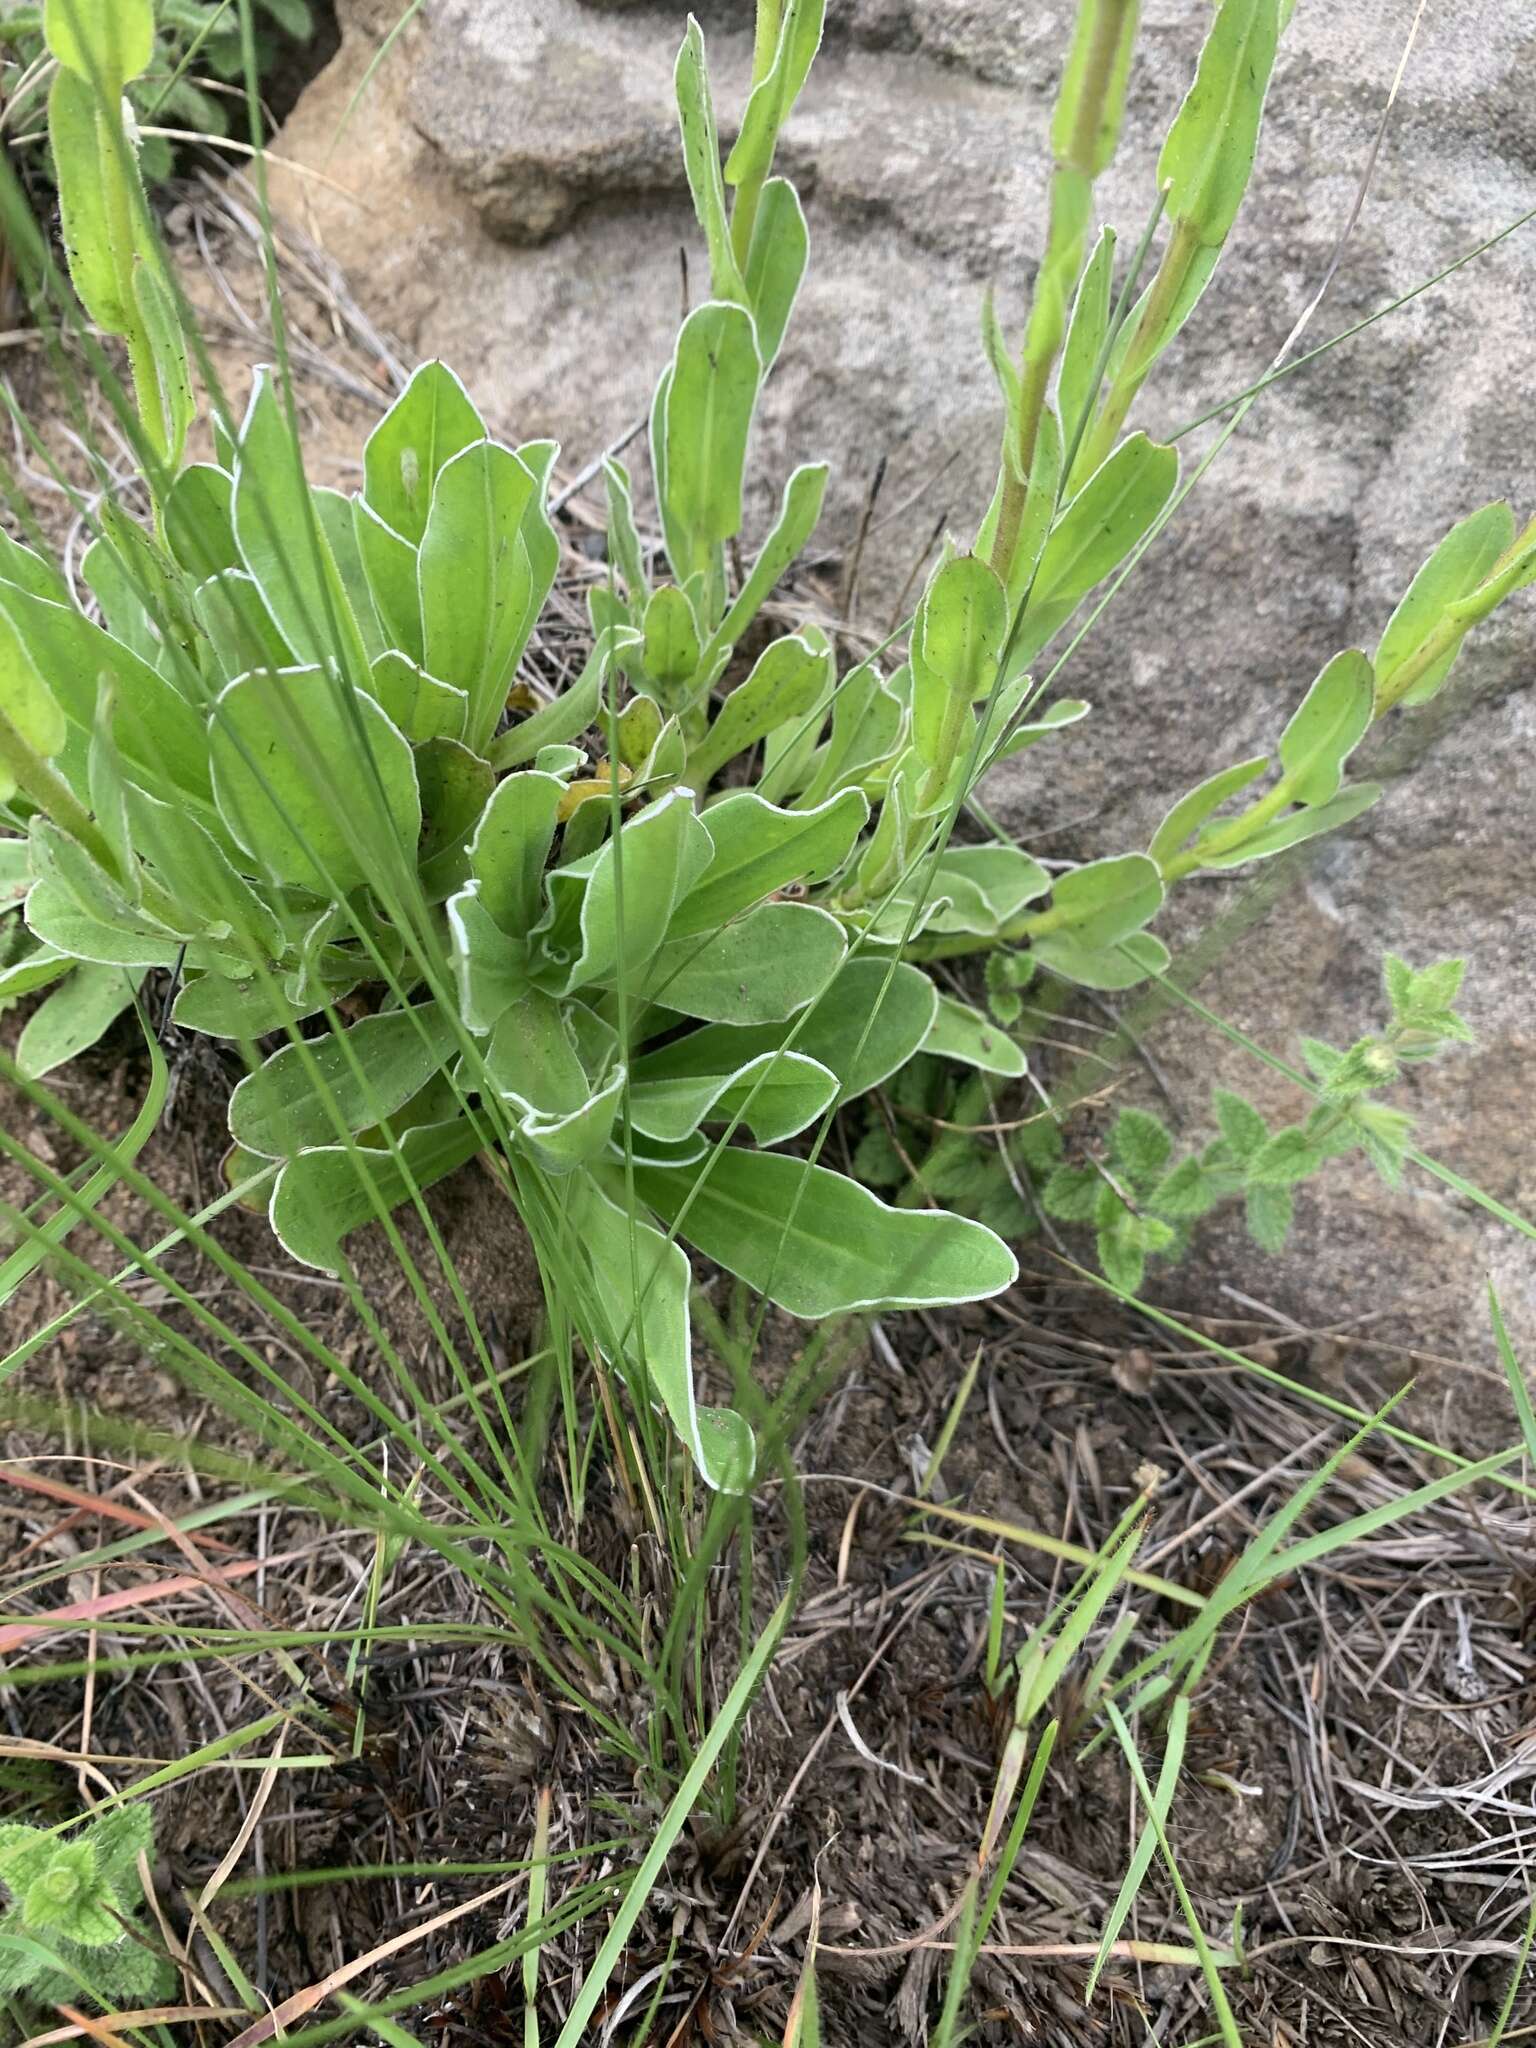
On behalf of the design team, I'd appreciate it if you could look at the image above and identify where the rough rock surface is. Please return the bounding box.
[272,1,1536,1382]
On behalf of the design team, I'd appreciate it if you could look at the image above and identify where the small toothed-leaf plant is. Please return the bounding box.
[1037,956,1475,1292]
[0,1804,173,2012]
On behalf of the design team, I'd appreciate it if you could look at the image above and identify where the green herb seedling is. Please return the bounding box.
[0,1804,173,2011]
[1037,955,1475,1289]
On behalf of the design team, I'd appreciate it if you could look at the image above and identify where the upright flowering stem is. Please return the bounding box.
[988,0,1140,585]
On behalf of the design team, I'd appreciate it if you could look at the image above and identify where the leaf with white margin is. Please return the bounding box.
[0,940,71,1003]
[542,787,713,993]
[366,650,468,744]
[628,1046,837,1145]
[635,956,936,1107]
[447,884,529,1035]
[16,962,141,1078]
[0,578,209,804]
[468,770,564,935]
[173,969,355,1041]
[1031,929,1171,989]
[232,372,371,676]
[636,1148,1018,1317]
[669,787,866,938]
[923,994,1028,1077]
[419,438,547,750]
[24,880,183,970]
[362,360,486,547]
[208,665,420,899]
[270,1115,483,1273]
[645,900,846,1024]
[484,988,622,1171]
[569,1170,755,1493]
[230,1003,458,1159]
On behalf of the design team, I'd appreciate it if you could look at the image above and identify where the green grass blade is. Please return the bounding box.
[1488,1891,1536,2048]
[552,1593,791,2048]
[1491,1281,1536,1466]
[1086,1695,1188,1999]
[1103,1700,1241,2045]
[0,1000,166,1305]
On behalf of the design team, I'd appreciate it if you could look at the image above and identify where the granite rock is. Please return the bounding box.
[271,0,1536,1388]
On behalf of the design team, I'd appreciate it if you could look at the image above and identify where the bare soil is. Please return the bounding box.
[2,1011,1531,2046]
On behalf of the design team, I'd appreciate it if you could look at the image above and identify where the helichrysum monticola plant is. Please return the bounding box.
[1,0,1531,1482]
